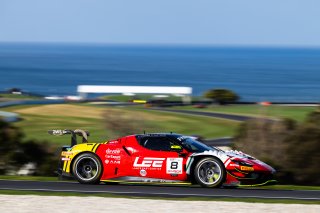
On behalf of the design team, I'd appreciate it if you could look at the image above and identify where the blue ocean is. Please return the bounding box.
[0,43,320,102]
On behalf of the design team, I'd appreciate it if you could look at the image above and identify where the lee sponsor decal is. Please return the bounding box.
[166,158,183,174]
[133,157,165,168]
[240,166,254,171]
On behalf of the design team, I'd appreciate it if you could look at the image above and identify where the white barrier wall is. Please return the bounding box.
[78,85,192,95]
[77,85,192,103]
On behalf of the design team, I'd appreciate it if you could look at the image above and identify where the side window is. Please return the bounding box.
[140,137,174,151]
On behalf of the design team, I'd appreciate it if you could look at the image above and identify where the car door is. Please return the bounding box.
[130,136,188,181]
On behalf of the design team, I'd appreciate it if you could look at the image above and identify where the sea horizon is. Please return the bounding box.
[1,43,320,102]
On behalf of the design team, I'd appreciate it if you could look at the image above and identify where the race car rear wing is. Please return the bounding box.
[48,129,90,146]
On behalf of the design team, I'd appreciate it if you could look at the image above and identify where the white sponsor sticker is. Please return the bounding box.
[166,158,183,174]
[52,130,67,135]
[106,148,121,154]
[105,155,121,160]
[140,169,147,176]
[61,157,71,161]
[105,159,120,164]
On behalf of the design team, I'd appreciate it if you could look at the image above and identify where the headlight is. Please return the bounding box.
[231,160,253,167]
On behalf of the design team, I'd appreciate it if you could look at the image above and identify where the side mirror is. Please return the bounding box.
[170,145,182,152]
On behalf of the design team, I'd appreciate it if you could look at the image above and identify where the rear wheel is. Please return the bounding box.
[194,157,226,188]
[72,153,102,184]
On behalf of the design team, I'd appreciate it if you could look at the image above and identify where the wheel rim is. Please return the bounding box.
[197,160,222,185]
[75,156,99,181]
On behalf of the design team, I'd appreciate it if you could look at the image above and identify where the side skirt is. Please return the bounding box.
[101,176,192,186]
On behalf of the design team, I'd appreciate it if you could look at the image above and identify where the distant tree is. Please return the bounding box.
[204,89,239,105]
[12,140,58,176]
[285,123,320,185]
[0,120,24,174]
[0,119,57,176]
[233,118,295,168]
[234,110,320,185]
[304,110,320,126]
[283,110,320,185]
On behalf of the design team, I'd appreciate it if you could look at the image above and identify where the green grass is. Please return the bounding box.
[17,114,108,145]
[2,104,238,145]
[172,105,317,122]
[122,106,238,138]
[240,184,320,191]
[1,104,109,145]
[2,103,316,146]
[0,175,58,181]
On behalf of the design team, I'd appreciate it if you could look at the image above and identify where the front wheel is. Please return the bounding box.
[194,157,226,188]
[72,153,102,184]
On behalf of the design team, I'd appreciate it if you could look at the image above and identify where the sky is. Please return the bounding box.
[0,0,319,47]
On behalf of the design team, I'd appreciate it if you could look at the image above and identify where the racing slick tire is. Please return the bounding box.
[194,157,226,188]
[72,153,103,184]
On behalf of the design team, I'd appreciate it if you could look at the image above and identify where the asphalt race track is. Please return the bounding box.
[0,180,319,200]
[148,108,253,122]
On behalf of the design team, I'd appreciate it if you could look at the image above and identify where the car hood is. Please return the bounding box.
[186,149,275,174]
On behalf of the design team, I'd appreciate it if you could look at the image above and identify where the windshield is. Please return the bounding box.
[177,136,217,152]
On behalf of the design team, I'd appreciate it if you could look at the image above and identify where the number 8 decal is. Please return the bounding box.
[166,158,183,174]
[170,161,178,169]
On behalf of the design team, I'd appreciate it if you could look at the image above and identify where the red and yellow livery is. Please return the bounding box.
[50,129,276,188]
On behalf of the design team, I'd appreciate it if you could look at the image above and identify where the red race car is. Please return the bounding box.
[49,129,276,188]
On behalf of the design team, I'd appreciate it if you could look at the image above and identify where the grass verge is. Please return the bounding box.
[2,104,238,145]
[0,175,57,181]
[240,185,320,191]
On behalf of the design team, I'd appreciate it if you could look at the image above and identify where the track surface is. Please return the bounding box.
[148,108,255,122]
[0,180,319,200]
